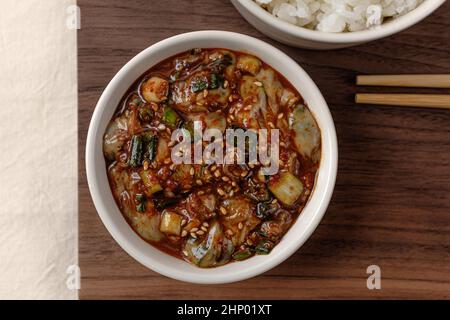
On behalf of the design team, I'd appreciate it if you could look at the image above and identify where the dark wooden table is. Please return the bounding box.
[78,0,450,299]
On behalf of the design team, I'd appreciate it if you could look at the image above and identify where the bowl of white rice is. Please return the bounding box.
[231,0,445,49]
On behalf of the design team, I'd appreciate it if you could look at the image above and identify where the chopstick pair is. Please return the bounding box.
[355,75,450,109]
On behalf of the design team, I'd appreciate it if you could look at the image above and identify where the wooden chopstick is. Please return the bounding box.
[357,74,450,88]
[355,94,450,109]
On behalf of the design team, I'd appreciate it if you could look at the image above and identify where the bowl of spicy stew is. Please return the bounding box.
[86,31,338,284]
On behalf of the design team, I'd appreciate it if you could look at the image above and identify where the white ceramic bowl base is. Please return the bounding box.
[231,0,446,49]
[86,31,338,284]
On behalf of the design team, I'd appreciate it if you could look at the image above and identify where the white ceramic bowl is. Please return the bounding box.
[231,0,446,49]
[86,31,338,284]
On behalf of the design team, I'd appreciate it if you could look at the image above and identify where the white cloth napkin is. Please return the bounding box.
[0,0,78,299]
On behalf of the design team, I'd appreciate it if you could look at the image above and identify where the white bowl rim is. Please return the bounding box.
[86,30,338,284]
[234,0,446,44]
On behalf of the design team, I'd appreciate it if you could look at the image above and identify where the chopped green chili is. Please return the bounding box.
[145,134,158,162]
[190,76,208,93]
[136,202,146,213]
[162,106,182,128]
[129,135,144,167]
[209,73,221,89]
[233,248,253,261]
[136,193,145,202]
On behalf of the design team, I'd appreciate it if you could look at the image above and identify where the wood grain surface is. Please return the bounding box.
[78,0,450,299]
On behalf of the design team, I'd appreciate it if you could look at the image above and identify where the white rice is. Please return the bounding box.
[254,0,424,32]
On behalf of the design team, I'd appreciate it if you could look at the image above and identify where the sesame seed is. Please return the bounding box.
[238,222,243,230]
[196,179,203,186]
[197,230,205,236]
[181,219,187,226]
[226,229,234,236]
[223,80,229,88]
[268,121,275,128]
[220,207,227,215]
[254,81,263,87]
[240,171,248,178]
[203,89,208,98]
[166,190,175,198]
[211,165,217,171]
[222,176,230,182]
[278,113,284,119]
[198,190,205,196]
[217,188,225,196]
[191,227,199,232]
[214,170,221,178]
[190,232,197,239]
[157,124,166,131]
[143,160,149,170]
[189,167,195,176]
[181,230,188,237]
[164,158,171,165]
[231,181,237,187]
[182,250,188,256]
[246,239,253,246]
[202,221,209,227]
